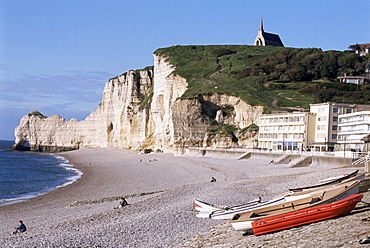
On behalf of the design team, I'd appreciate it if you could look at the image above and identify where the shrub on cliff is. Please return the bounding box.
[28,111,46,119]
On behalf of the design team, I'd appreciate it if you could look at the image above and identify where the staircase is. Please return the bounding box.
[273,154,290,164]
[286,155,311,168]
[352,155,370,166]
[237,152,251,160]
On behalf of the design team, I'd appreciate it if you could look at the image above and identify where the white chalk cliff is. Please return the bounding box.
[13,53,263,153]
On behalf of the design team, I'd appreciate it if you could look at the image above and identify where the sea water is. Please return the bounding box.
[0,140,81,206]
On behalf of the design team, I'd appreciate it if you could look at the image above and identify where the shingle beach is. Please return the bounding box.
[1,147,369,247]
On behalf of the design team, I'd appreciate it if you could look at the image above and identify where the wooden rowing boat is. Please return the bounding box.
[230,180,361,232]
[289,170,360,192]
[251,193,363,235]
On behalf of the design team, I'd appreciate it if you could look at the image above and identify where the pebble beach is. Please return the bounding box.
[1,147,369,247]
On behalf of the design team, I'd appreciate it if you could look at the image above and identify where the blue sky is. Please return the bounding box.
[0,0,369,141]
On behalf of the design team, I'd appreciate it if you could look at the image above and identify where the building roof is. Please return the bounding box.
[262,32,284,47]
[338,76,367,79]
[359,43,370,48]
[361,135,370,142]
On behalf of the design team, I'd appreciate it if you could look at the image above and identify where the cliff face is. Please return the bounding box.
[13,54,263,153]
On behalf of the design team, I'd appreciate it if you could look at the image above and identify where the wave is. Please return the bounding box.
[51,154,83,188]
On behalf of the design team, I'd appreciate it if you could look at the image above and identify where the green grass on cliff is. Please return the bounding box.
[154,45,370,112]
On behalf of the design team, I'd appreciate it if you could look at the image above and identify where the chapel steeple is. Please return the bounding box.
[259,19,264,32]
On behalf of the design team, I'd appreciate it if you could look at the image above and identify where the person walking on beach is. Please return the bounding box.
[210,177,217,182]
[13,220,26,234]
[114,197,128,209]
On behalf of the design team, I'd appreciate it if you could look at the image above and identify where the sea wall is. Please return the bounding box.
[183,148,359,169]
[310,156,354,168]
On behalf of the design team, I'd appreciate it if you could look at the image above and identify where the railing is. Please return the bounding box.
[352,155,370,165]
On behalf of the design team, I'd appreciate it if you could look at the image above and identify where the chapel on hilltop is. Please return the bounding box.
[253,20,284,47]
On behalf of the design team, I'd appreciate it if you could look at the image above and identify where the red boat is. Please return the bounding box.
[252,194,363,236]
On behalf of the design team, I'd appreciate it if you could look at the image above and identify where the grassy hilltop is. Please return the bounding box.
[154,45,370,113]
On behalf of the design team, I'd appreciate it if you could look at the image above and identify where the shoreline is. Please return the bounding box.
[0,153,83,208]
[1,147,368,247]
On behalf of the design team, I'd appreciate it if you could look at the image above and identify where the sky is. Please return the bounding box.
[0,0,369,141]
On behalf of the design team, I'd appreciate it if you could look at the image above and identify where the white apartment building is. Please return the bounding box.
[258,112,316,151]
[309,102,370,151]
[337,111,370,152]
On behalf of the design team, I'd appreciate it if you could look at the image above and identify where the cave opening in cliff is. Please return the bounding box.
[13,141,31,151]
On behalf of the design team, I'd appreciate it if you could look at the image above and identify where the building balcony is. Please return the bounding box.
[339,120,370,126]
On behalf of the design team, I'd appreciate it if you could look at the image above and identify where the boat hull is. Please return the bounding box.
[252,194,363,235]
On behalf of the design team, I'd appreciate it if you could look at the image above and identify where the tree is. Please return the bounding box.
[348,44,360,53]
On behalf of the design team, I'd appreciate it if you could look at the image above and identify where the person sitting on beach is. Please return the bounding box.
[210,177,217,182]
[13,220,27,234]
[114,197,128,209]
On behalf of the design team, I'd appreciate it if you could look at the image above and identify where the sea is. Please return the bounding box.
[0,140,82,206]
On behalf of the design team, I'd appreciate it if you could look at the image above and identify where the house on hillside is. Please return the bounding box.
[337,61,370,85]
[253,20,284,47]
[355,43,370,56]
[338,74,367,85]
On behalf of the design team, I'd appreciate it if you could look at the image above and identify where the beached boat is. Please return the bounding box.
[251,193,363,235]
[194,199,228,212]
[196,195,286,219]
[320,170,359,183]
[230,180,361,232]
[194,198,261,212]
[289,170,360,192]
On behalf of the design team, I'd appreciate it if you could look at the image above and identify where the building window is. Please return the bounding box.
[332,134,337,140]
[332,125,338,131]
[318,125,326,130]
[333,108,338,113]
[317,133,326,139]
[333,116,338,122]
[346,109,352,114]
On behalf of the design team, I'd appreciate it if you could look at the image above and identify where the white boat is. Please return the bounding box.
[194,199,227,212]
[230,180,361,232]
[196,196,285,219]
[194,197,261,213]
